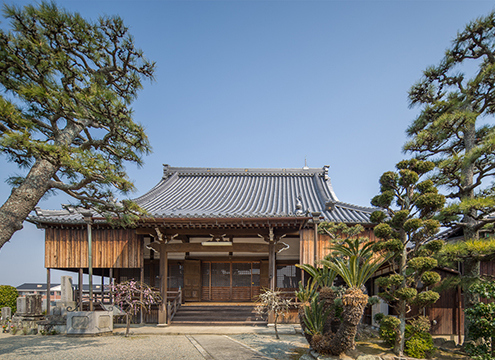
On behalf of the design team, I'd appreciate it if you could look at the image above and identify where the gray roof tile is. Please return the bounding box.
[29,165,376,224]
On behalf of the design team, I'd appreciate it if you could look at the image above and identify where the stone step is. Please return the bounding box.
[171,305,266,325]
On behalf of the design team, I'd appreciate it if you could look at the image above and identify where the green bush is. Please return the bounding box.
[379,315,435,358]
[378,315,400,347]
[407,257,437,272]
[0,285,18,314]
[421,271,441,286]
[404,332,434,359]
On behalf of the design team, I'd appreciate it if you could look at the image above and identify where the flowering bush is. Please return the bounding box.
[2,319,12,333]
[112,280,161,336]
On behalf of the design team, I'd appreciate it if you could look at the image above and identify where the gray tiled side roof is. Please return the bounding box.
[29,165,376,224]
[134,165,374,223]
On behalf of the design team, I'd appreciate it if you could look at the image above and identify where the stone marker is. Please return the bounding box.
[17,295,42,316]
[51,276,76,317]
[60,276,73,302]
[1,307,11,320]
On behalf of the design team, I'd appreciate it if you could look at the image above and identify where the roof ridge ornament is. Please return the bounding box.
[323,165,330,180]
[303,157,309,170]
[295,195,304,216]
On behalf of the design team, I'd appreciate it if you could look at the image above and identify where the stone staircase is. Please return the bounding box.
[171,304,266,326]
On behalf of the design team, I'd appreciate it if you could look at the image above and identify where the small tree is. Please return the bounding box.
[255,289,291,339]
[0,285,18,314]
[113,280,161,337]
[371,159,445,356]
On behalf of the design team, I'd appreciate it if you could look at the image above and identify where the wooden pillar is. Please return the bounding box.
[46,268,51,315]
[140,265,144,324]
[269,242,276,290]
[116,268,121,283]
[101,273,105,303]
[312,212,321,265]
[109,268,114,303]
[158,243,168,326]
[457,285,462,344]
[140,236,145,324]
[150,261,155,288]
[78,268,83,311]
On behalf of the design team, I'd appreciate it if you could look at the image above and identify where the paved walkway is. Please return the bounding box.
[113,324,301,336]
[0,325,308,360]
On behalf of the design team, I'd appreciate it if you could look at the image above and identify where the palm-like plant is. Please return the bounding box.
[321,238,393,289]
[297,263,337,288]
[315,237,394,355]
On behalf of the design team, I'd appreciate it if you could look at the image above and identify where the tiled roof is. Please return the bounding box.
[16,283,60,291]
[29,165,375,224]
[134,165,374,223]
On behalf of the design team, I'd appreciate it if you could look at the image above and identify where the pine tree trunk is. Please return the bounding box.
[394,300,406,356]
[0,120,85,250]
[0,158,58,250]
[461,118,480,345]
[394,242,408,356]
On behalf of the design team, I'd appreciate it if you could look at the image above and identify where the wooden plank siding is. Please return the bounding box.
[45,228,142,269]
[300,227,377,266]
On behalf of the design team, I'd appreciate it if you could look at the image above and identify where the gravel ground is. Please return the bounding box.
[0,332,309,360]
[230,334,309,360]
[0,334,206,360]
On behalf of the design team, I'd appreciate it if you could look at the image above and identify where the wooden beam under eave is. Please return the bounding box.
[135,227,299,237]
[147,242,288,253]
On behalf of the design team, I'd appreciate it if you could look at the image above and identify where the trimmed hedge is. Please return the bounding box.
[0,285,18,314]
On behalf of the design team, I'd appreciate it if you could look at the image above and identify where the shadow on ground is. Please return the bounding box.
[231,333,309,360]
[0,334,101,357]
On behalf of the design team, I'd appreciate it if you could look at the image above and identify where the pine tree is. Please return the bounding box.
[0,2,154,250]
[405,11,495,342]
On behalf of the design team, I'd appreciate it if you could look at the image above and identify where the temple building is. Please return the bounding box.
[30,165,377,324]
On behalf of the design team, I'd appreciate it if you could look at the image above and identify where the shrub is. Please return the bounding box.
[373,312,385,325]
[421,271,441,286]
[0,285,18,314]
[405,332,434,359]
[408,315,431,334]
[379,315,400,347]
[380,315,435,358]
[407,257,437,272]
[414,290,440,306]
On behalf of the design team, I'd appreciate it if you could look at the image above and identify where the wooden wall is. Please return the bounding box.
[45,227,142,269]
[299,226,378,265]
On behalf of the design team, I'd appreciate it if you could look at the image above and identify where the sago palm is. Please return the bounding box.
[321,238,393,289]
[318,237,394,355]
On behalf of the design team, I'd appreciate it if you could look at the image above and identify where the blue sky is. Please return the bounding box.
[1,0,494,286]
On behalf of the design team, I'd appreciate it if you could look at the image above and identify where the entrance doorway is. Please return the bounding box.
[201,261,261,302]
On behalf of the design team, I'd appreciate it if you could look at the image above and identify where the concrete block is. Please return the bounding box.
[67,311,113,335]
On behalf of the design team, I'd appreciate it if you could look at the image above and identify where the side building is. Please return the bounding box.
[29,165,377,324]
